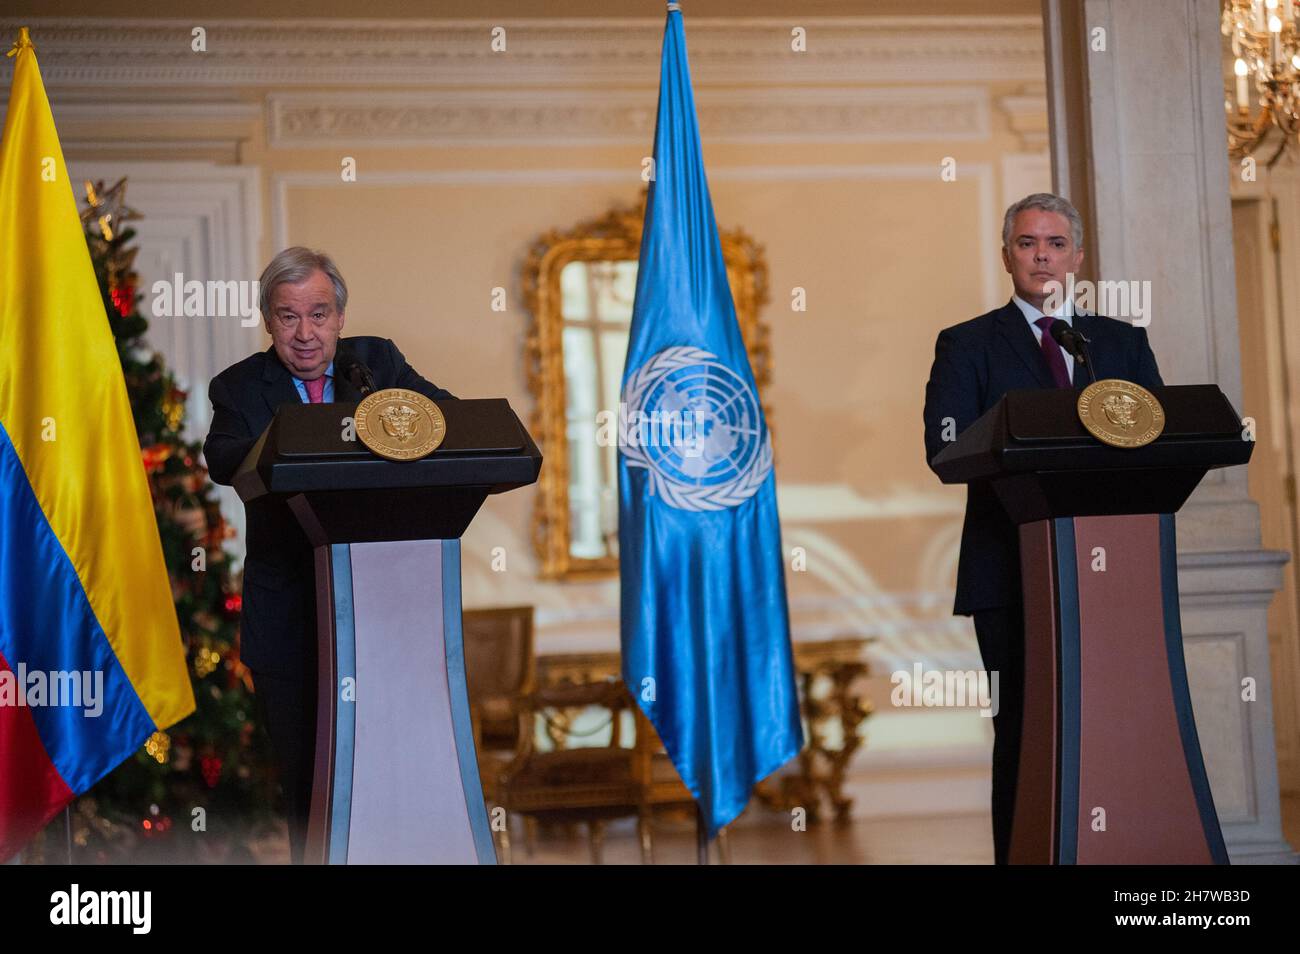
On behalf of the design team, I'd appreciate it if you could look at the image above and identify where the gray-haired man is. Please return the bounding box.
[203,246,454,863]
[922,194,1163,863]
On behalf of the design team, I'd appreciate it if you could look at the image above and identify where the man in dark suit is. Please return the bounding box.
[202,246,453,863]
[922,193,1163,864]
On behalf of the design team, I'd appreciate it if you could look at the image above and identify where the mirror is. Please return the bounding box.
[523,192,772,579]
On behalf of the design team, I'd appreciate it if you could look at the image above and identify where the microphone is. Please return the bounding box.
[336,345,376,396]
[1049,318,1096,386]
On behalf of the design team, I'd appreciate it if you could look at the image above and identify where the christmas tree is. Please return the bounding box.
[26,179,279,863]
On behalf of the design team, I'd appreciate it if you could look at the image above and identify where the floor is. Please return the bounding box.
[506,810,992,865]
[77,705,1294,865]
[245,703,1300,864]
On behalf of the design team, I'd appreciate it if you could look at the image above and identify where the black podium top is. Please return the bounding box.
[931,384,1251,523]
[235,398,540,497]
[233,397,542,544]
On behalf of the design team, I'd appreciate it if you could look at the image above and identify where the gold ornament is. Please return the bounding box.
[193,647,221,679]
[161,386,186,432]
[144,730,171,764]
[81,177,142,243]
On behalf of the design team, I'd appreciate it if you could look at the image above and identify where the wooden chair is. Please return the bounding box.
[495,680,648,863]
[496,679,730,863]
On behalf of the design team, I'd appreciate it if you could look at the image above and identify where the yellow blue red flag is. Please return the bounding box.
[0,27,194,861]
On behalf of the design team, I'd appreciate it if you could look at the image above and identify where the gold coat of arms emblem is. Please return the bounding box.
[354,388,446,461]
[1076,378,1165,448]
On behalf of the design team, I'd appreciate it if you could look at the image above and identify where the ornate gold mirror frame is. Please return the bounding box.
[523,192,772,580]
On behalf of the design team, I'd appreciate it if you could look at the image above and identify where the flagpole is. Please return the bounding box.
[695,804,708,864]
[64,805,73,863]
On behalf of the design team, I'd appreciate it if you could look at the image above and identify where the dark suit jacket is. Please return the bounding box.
[922,300,1164,616]
[203,335,454,675]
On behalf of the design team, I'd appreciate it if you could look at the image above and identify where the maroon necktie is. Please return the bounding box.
[1034,315,1072,389]
[305,376,326,403]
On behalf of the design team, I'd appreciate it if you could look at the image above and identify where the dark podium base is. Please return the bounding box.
[1011,513,1228,865]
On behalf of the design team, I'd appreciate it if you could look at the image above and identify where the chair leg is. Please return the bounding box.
[588,820,606,865]
[637,811,654,865]
[717,825,732,865]
[524,817,538,857]
[694,809,708,865]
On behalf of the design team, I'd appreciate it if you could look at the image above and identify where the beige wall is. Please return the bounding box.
[2,12,1051,665]
[246,66,1047,660]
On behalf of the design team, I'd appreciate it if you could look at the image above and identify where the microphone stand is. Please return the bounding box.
[338,349,376,396]
[1074,331,1097,387]
[1052,316,1097,387]
[353,364,376,396]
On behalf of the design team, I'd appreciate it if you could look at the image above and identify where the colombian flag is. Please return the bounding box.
[0,28,194,860]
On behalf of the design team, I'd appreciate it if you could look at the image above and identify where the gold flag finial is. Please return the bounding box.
[8,26,33,57]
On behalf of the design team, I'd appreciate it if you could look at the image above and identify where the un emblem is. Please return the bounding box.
[620,346,773,511]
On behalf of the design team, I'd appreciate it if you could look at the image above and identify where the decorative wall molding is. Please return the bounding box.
[65,160,265,565]
[52,100,260,125]
[266,86,992,147]
[66,160,264,421]
[996,83,1049,151]
[52,100,260,163]
[61,139,248,163]
[0,16,1046,89]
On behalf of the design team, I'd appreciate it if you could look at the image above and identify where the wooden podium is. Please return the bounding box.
[933,384,1251,864]
[235,398,541,864]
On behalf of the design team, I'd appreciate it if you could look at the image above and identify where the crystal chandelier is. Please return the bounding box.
[1223,0,1300,165]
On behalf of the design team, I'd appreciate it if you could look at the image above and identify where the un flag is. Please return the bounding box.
[618,5,803,838]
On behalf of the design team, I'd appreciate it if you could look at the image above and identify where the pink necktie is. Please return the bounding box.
[305,376,326,403]
[1034,316,1072,389]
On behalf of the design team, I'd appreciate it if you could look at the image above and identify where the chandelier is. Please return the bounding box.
[1223,0,1300,165]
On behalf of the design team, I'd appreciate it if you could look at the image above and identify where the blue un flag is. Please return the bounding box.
[618,3,803,837]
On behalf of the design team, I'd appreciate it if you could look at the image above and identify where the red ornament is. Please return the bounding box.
[200,755,222,788]
[141,444,171,474]
[223,593,242,618]
[111,283,135,317]
[141,815,172,837]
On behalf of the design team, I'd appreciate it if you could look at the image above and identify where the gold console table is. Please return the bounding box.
[535,637,873,823]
